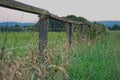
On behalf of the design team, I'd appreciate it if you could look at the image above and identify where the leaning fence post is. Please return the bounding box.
[39,15,48,62]
[67,23,74,46]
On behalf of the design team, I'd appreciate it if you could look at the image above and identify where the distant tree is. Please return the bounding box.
[14,24,21,28]
[66,15,88,23]
[77,16,88,23]
[49,19,65,32]
[112,24,120,30]
[14,24,21,32]
[66,15,77,21]
[34,15,89,32]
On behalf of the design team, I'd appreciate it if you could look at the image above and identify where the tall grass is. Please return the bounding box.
[0,31,71,80]
[67,31,120,80]
[0,27,119,79]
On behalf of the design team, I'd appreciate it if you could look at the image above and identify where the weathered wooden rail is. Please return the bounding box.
[0,0,90,62]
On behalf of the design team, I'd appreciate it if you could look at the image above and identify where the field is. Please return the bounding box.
[68,31,120,80]
[0,32,67,57]
[0,30,120,80]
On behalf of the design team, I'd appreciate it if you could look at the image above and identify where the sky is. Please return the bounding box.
[0,0,120,22]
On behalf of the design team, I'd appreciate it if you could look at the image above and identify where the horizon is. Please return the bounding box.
[0,0,120,22]
[1,19,120,23]
[1,20,120,23]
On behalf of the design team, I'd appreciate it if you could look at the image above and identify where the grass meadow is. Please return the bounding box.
[68,31,120,80]
[0,30,120,80]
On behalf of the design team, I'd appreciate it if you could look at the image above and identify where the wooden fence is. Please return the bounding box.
[0,0,90,62]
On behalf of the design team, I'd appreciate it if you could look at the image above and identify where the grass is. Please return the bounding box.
[0,31,39,57]
[0,31,70,80]
[0,30,120,80]
[0,32,67,57]
[67,31,120,80]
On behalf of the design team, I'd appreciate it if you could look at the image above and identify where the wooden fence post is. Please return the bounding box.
[88,24,91,40]
[88,24,91,29]
[67,23,74,46]
[79,24,84,37]
[39,15,48,62]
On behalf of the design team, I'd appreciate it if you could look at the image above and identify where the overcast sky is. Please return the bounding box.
[0,0,120,22]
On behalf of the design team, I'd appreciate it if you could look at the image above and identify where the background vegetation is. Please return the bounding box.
[108,24,120,30]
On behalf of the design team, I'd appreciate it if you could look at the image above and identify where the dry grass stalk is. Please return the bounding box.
[0,41,78,80]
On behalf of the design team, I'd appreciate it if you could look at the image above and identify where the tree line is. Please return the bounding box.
[0,15,89,32]
[0,15,106,33]
[108,24,120,30]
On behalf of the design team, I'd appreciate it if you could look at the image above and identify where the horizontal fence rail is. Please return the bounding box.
[0,0,89,25]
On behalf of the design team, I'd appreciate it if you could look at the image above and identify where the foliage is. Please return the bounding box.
[89,22,106,43]
[65,15,88,23]
[67,31,120,80]
[49,19,65,32]
[112,24,120,30]
[48,15,89,32]
[107,24,120,30]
